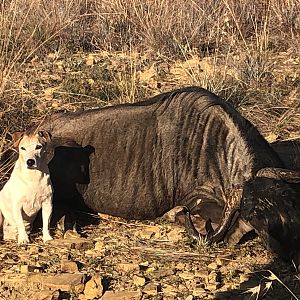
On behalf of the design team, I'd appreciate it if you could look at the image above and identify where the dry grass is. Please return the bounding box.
[244,270,300,299]
[0,0,299,135]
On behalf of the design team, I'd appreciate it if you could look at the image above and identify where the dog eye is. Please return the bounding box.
[20,147,26,150]
[35,145,43,150]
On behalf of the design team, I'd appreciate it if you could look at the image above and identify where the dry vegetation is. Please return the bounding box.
[0,0,299,135]
[0,0,299,299]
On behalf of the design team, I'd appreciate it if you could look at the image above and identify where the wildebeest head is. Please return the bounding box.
[240,167,300,268]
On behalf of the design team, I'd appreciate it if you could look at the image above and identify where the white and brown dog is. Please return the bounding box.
[0,131,53,244]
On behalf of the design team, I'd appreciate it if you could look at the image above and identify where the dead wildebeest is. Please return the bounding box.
[30,86,300,267]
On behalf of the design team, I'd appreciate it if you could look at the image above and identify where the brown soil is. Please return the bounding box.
[0,212,299,300]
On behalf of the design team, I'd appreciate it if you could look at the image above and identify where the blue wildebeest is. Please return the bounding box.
[28,87,300,266]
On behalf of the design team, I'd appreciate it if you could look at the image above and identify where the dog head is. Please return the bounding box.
[12,131,52,169]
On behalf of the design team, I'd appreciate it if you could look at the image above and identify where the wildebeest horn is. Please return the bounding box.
[256,167,300,183]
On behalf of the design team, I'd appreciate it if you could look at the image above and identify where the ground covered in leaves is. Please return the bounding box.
[0,211,299,300]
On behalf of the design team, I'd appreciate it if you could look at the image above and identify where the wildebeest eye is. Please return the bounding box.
[20,146,26,150]
[35,145,42,150]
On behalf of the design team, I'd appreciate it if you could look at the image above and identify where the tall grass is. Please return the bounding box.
[0,0,299,134]
[1,0,299,62]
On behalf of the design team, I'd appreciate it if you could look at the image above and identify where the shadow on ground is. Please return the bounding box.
[215,257,300,299]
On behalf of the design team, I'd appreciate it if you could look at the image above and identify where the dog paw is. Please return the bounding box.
[43,234,53,243]
[17,235,30,245]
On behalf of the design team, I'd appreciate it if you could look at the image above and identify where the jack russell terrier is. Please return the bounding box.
[0,131,53,244]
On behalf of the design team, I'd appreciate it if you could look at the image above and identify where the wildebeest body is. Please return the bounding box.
[39,87,283,223]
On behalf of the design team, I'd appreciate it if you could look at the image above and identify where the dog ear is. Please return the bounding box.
[11,131,24,149]
[38,130,52,143]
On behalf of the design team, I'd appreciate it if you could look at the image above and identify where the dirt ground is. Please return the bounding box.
[0,211,299,300]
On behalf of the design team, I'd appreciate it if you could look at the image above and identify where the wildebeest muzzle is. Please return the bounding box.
[240,167,300,270]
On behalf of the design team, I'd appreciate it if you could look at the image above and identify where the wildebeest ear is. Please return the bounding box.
[11,131,24,149]
[38,130,52,143]
[83,145,95,156]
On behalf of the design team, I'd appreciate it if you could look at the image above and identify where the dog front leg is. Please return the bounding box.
[12,205,29,244]
[42,199,53,242]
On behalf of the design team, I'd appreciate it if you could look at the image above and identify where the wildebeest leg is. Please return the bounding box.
[184,207,201,240]
[225,218,254,244]
[207,208,240,243]
[208,187,243,243]
[185,187,243,244]
[184,207,215,240]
